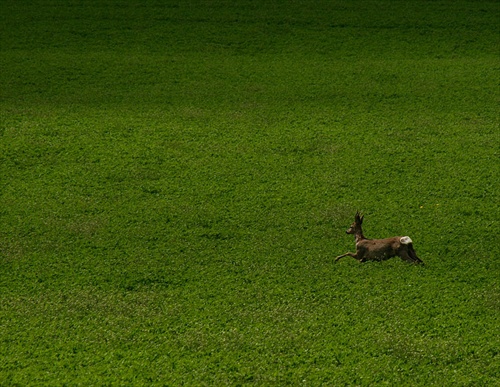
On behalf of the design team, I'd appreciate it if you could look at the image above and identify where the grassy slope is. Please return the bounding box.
[1,0,499,385]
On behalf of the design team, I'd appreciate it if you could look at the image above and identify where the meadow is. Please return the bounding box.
[1,0,499,385]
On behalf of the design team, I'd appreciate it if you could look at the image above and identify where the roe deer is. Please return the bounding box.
[335,211,423,264]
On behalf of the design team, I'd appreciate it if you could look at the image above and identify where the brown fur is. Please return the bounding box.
[335,211,423,264]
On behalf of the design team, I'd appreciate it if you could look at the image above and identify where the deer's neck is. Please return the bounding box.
[355,231,366,244]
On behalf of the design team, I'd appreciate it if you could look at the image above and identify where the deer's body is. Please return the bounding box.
[336,212,423,264]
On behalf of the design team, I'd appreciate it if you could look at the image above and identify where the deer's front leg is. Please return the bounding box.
[335,252,357,262]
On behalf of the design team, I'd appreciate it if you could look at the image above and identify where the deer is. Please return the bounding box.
[335,211,423,264]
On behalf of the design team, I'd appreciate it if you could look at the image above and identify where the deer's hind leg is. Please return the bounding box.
[408,245,424,264]
[400,247,423,264]
[399,249,416,263]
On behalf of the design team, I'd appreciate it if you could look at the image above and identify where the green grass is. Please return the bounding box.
[1,0,499,385]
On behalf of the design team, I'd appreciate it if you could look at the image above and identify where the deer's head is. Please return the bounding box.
[346,211,364,235]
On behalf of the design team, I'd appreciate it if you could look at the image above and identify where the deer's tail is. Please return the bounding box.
[400,236,412,245]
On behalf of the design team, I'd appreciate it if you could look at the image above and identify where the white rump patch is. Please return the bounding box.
[400,236,413,245]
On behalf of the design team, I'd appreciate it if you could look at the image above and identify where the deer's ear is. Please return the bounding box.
[359,215,364,224]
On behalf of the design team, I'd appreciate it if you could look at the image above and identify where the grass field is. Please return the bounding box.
[1,0,499,385]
